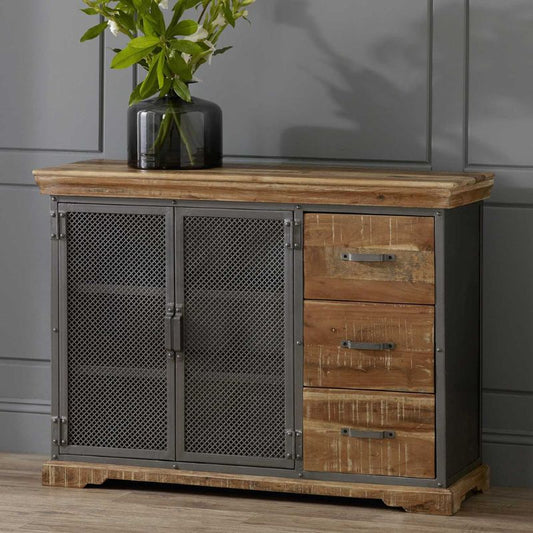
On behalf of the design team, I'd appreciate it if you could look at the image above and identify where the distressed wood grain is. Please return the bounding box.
[41,459,489,516]
[33,160,494,209]
[303,388,435,478]
[304,300,435,392]
[304,213,435,304]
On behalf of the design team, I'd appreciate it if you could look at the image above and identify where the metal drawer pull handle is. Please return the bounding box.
[341,252,396,262]
[341,428,396,439]
[341,340,395,351]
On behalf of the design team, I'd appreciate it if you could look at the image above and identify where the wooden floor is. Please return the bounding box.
[1,454,532,532]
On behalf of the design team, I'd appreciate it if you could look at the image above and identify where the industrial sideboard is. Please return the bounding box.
[34,160,494,515]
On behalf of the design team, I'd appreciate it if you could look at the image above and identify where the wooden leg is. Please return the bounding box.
[450,463,490,515]
[42,462,107,488]
[396,464,490,515]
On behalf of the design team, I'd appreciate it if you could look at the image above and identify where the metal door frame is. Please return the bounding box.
[175,207,295,469]
[57,202,175,460]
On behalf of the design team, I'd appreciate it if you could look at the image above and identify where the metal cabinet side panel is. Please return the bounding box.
[441,203,483,484]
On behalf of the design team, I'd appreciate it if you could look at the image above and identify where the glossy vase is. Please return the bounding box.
[128,94,222,170]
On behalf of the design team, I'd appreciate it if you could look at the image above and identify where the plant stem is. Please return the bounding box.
[198,1,212,24]
[171,110,195,166]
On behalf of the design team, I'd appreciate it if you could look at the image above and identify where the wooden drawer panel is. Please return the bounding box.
[304,214,435,304]
[304,301,434,393]
[303,388,435,478]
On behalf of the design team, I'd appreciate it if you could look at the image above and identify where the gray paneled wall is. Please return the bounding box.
[0,0,531,487]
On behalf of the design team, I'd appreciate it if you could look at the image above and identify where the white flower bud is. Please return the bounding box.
[188,26,209,42]
[159,0,169,9]
[204,40,216,64]
[107,20,119,37]
[213,14,226,27]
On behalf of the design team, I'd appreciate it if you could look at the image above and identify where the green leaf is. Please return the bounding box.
[139,62,159,99]
[117,0,136,10]
[132,0,150,14]
[115,12,136,33]
[140,13,164,36]
[129,35,161,48]
[159,78,172,97]
[167,19,198,37]
[80,22,107,42]
[143,16,156,36]
[111,43,158,69]
[170,39,203,56]
[213,45,233,56]
[168,52,193,80]
[222,4,236,27]
[81,7,99,15]
[149,4,166,35]
[129,83,143,106]
[172,0,202,18]
[168,0,202,40]
[156,51,166,89]
[173,79,191,102]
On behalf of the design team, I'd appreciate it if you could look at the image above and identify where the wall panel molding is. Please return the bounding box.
[0,1,103,153]
[0,357,50,364]
[467,0,533,167]
[483,430,533,447]
[431,0,468,171]
[0,400,50,416]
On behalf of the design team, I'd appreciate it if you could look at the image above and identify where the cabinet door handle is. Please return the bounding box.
[165,306,174,353]
[341,340,395,351]
[341,428,396,439]
[173,305,183,353]
[341,252,396,262]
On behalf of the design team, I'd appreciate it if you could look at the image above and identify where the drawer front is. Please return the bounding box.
[303,388,435,478]
[304,301,434,393]
[304,214,435,304]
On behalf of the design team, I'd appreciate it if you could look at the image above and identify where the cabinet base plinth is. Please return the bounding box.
[42,461,489,516]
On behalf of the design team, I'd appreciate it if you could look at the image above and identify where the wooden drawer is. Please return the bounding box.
[304,300,434,393]
[303,388,435,478]
[304,214,435,304]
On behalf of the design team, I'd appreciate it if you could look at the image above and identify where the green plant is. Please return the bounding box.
[80,0,255,105]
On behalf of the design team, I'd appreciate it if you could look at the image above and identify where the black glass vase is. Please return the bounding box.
[128,94,222,170]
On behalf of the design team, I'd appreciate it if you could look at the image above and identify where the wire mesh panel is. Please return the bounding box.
[181,212,291,466]
[63,207,171,457]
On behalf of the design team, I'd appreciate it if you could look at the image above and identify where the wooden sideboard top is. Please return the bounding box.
[33,159,494,209]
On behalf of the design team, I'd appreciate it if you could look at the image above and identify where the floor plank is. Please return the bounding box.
[1,454,532,532]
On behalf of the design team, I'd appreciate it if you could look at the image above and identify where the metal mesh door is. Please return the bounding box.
[179,211,293,467]
[61,206,172,459]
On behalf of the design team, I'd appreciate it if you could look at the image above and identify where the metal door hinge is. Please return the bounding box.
[295,429,303,460]
[58,416,68,446]
[51,210,67,240]
[284,219,302,250]
[50,204,59,240]
[51,416,60,448]
[293,220,302,250]
[285,428,296,459]
[58,212,67,240]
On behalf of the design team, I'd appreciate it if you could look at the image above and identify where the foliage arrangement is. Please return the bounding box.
[80,0,255,105]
